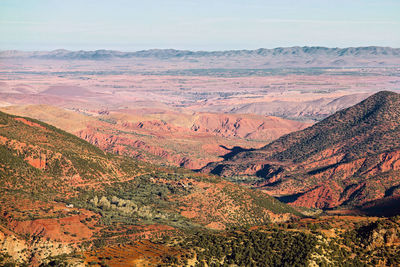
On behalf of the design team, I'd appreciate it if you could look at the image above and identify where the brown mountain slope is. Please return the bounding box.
[203,91,400,211]
[0,110,299,265]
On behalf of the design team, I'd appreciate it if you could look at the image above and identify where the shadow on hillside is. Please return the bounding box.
[275,192,305,204]
[360,197,400,217]
[219,145,255,160]
[307,162,341,175]
[209,165,225,176]
[195,146,255,175]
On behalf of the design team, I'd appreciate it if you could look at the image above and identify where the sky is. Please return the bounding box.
[0,0,399,51]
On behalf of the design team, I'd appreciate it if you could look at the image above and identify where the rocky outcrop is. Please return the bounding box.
[191,113,309,140]
[0,229,77,266]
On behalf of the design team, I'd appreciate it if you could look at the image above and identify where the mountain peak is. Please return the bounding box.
[329,90,400,126]
[203,90,400,210]
[363,90,399,104]
[363,90,400,111]
[369,90,398,98]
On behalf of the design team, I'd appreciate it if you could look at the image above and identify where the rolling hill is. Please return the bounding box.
[203,91,400,212]
[223,93,372,121]
[0,110,299,265]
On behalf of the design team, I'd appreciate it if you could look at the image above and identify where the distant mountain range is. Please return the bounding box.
[1,46,400,65]
[203,91,400,214]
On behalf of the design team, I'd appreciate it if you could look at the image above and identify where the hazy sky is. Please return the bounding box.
[1,0,399,51]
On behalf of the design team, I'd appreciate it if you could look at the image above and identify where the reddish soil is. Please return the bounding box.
[75,110,308,169]
[84,239,181,266]
[14,118,46,130]
[1,198,99,242]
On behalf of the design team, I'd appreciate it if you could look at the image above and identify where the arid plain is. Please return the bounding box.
[1,50,400,169]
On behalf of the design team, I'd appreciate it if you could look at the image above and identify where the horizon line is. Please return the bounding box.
[1,45,400,53]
